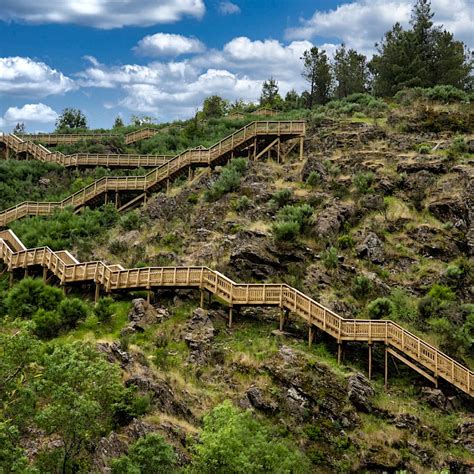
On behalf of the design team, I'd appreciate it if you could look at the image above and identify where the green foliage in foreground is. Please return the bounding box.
[190,400,310,473]
[0,327,143,473]
[272,204,313,242]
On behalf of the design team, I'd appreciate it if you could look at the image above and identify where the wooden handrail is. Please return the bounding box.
[0,121,306,227]
[0,133,173,168]
[0,228,471,397]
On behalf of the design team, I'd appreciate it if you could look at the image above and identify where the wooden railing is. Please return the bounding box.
[15,127,159,145]
[0,228,471,397]
[0,133,172,168]
[0,121,306,227]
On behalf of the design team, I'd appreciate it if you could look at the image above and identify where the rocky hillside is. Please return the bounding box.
[1,103,473,473]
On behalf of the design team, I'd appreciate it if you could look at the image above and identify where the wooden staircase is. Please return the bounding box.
[0,133,173,168]
[0,121,305,227]
[0,228,472,397]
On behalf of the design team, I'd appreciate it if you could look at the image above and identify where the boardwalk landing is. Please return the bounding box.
[0,228,472,398]
[0,121,305,226]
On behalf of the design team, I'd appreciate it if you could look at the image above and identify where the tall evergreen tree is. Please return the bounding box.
[301,47,332,106]
[370,0,472,95]
[333,44,369,98]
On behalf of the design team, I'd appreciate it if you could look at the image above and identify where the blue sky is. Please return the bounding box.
[0,0,472,131]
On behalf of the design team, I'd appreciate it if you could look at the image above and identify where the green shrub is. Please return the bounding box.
[109,239,128,255]
[367,298,394,319]
[389,288,418,324]
[271,188,293,208]
[58,298,89,329]
[111,434,176,474]
[234,195,252,212]
[272,220,300,242]
[423,85,469,103]
[450,135,468,154]
[417,144,431,154]
[427,284,456,302]
[32,309,61,339]
[351,276,373,301]
[94,297,115,323]
[353,172,375,194]
[337,234,354,249]
[190,400,309,473]
[119,211,142,231]
[6,278,64,319]
[306,171,321,187]
[187,193,199,204]
[205,159,248,202]
[321,247,339,270]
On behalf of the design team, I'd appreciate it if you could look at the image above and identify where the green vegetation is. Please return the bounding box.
[190,400,309,473]
[205,158,247,202]
[111,434,177,473]
[10,205,119,250]
[272,204,313,242]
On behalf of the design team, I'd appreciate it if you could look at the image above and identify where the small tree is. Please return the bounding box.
[333,44,369,98]
[55,108,88,131]
[202,95,229,118]
[191,400,308,473]
[13,122,25,134]
[301,47,332,106]
[260,78,282,109]
[113,116,124,128]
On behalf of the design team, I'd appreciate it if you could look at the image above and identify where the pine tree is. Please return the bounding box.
[370,0,472,95]
[260,78,282,109]
[333,44,369,98]
[301,47,332,106]
[13,122,25,134]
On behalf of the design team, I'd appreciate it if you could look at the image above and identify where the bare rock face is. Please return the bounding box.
[264,346,355,427]
[229,236,280,279]
[244,386,277,413]
[408,225,462,261]
[311,201,356,239]
[121,299,169,336]
[457,421,474,455]
[183,308,215,365]
[356,232,385,264]
[347,373,375,413]
[428,198,468,231]
[301,155,328,181]
[421,387,462,412]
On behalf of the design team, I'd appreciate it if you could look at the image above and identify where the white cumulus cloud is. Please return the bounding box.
[77,36,316,119]
[0,57,75,97]
[4,103,58,123]
[135,33,205,57]
[286,0,473,55]
[1,0,205,29]
[218,1,241,15]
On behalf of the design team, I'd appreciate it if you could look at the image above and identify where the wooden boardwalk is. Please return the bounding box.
[17,127,159,145]
[0,228,472,397]
[0,121,305,227]
[0,132,173,168]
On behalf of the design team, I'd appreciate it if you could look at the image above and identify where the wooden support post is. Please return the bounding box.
[115,192,120,209]
[337,342,342,365]
[104,193,108,205]
[166,179,170,193]
[368,344,373,380]
[5,147,9,161]
[24,268,28,278]
[208,291,212,305]
[188,166,194,180]
[200,289,205,308]
[279,308,288,331]
[95,282,100,303]
[9,271,13,288]
[147,289,152,304]
[277,138,281,163]
[43,267,48,283]
[308,325,314,348]
[384,345,388,388]
[228,306,233,328]
[299,136,304,161]
[253,138,257,161]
